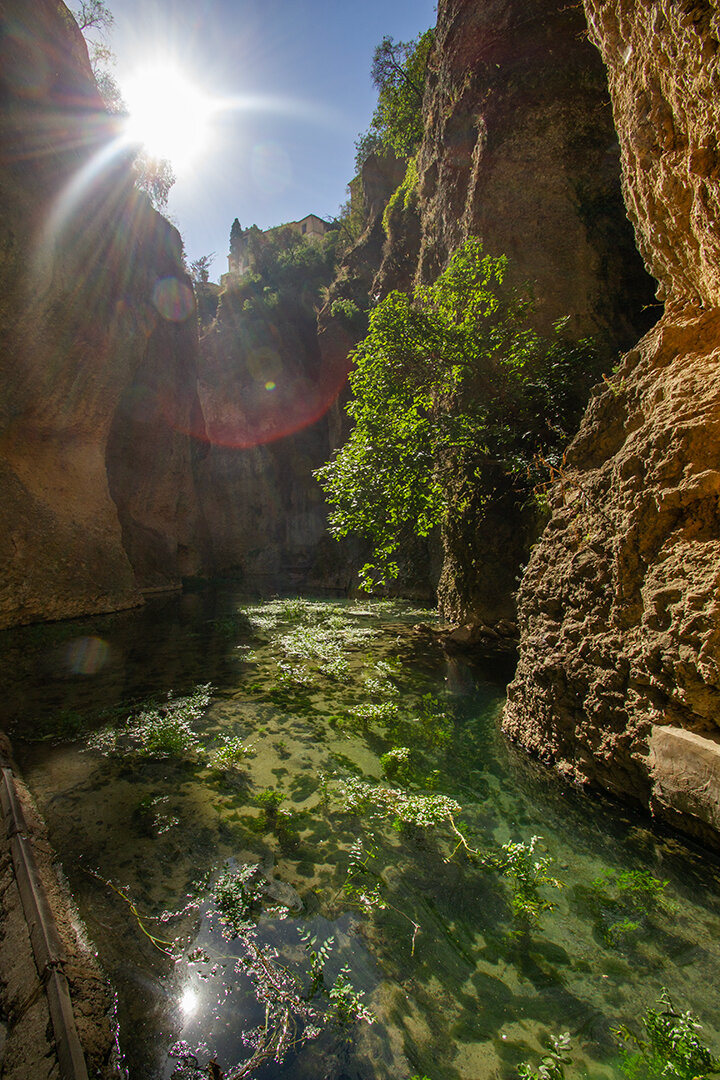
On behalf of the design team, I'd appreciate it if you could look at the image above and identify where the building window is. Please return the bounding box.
[301,223,307,235]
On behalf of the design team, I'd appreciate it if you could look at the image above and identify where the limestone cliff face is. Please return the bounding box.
[0,0,205,628]
[416,0,657,339]
[504,2,720,846]
[348,0,656,628]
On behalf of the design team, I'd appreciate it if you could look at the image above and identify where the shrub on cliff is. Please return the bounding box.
[355,30,434,170]
[315,238,604,590]
[219,226,339,322]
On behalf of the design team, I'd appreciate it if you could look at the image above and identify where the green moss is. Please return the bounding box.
[382,156,419,236]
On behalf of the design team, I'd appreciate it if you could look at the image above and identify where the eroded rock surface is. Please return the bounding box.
[504,1,720,845]
[381,0,656,626]
[0,0,204,628]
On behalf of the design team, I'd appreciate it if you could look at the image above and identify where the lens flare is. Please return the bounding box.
[65,637,109,676]
[179,986,199,1016]
[152,276,195,322]
[122,63,215,171]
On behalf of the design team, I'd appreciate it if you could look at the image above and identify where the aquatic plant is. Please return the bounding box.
[209,736,255,771]
[348,700,401,726]
[411,693,453,748]
[486,836,563,928]
[87,868,178,957]
[214,863,266,938]
[255,788,286,825]
[134,793,179,835]
[275,659,314,688]
[342,837,387,914]
[333,775,462,829]
[364,658,401,695]
[517,994,720,1080]
[88,684,212,759]
[171,923,373,1079]
[614,989,720,1080]
[380,745,414,782]
[578,867,669,946]
[517,1033,572,1080]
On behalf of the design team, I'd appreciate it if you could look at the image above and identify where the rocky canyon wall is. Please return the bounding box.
[0,0,205,628]
[194,282,353,592]
[323,0,656,629]
[504,1,720,846]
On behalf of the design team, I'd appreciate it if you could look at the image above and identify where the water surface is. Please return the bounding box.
[3,590,720,1080]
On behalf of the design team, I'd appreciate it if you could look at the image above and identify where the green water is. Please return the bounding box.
[3,590,720,1080]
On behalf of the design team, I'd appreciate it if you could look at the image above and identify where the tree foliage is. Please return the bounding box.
[332,176,366,255]
[73,0,113,33]
[190,252,216,285]
[218,226,339,324]
[315,238,604,590]
[355,29,434,170]
[132,152,175,211]
[229,217,243,261]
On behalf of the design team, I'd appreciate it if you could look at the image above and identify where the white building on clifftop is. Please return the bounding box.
[226,214,332,278]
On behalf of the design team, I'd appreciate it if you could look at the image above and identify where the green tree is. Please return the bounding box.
[190,253,216,285]
[355,29,434,170]
[332,176,365,255]
[73,0,113,33]
[132,152,175,211]
[230,218,244,261]
[314,239,603,590]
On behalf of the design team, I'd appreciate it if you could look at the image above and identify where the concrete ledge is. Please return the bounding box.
[0,736,116,1079]
[649,724,720,837]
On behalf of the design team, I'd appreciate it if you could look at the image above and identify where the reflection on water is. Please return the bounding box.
[2,589,720,1080]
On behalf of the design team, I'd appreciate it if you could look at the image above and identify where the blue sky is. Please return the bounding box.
[104,0,438,280]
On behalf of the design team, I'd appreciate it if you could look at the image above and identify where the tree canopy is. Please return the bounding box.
[190,253,216,285]
[315,239,604,590]
[355,29,434,170]
[230,218,243,261]
[218,225,340,325]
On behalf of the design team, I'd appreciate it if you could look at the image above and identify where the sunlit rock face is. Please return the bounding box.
[417,0,657,338]
[0,0,205,627]
[504,3,720,846]
[378,0,656,627]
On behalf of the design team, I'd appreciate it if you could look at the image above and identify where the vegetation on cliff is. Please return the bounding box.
[316,239,603,589]
[355,30,435,169]
[217,225,340,322]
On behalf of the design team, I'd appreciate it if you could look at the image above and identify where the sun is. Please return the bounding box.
[122,62,215,172]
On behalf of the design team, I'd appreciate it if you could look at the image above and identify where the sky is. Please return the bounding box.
[100,0,438,281]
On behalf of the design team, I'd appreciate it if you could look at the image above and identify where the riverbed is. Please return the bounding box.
[2,590,720,1080]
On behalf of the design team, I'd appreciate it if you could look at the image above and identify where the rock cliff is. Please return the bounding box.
[0,0,205,628]
[504,1,720,846]
[194,280,351,591]
[323,0,656,627]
